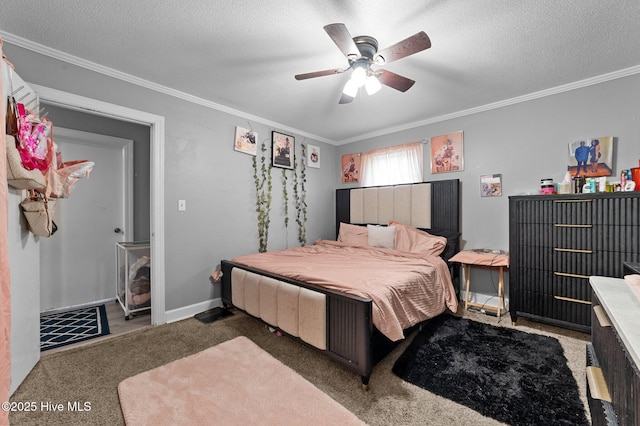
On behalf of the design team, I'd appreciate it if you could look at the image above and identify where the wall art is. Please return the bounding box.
[233,126,258,156]
[567,136,613,177]
[341,153,361,183]
[480,174,502,197]
[307,144,320,168]
[430,131,464,173]
[272,131,295,169]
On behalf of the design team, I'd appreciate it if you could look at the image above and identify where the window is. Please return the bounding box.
[360,142,423,187]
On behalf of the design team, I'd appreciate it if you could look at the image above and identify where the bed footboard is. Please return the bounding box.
[221,260,374,388]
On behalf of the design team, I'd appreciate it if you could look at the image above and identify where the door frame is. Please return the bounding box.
[32,83,166,325]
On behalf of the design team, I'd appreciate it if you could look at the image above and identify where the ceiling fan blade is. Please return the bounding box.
[295,68,345,80]
[338,93,355,104]
[374,31,431,65]
[324,23,360,58]
[377,69,415,92]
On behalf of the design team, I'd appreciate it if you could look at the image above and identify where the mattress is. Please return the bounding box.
[232,240,458,341]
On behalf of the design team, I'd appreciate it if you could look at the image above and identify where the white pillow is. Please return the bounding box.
[367,225,396,249]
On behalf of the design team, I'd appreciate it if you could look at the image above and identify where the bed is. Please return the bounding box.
[221,179,461,389]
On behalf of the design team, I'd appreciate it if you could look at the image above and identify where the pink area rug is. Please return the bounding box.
[118,336,365,425]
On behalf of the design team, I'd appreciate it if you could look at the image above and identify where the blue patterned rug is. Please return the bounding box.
[40,305,110,352]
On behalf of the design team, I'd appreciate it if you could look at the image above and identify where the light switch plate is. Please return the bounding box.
[178,199,186,211]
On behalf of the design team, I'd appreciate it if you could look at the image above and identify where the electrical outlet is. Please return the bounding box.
[178,199,186,211]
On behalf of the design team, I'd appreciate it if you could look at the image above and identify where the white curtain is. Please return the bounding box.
[360,142,423,187]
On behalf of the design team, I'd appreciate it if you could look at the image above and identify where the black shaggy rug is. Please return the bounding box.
[392,315,588,425]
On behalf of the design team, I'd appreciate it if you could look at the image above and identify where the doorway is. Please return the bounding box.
[34,83,166,325]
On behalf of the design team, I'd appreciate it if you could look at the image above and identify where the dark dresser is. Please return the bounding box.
[624,261,640,276]
[508,192,640,332]
[587,276,640,425]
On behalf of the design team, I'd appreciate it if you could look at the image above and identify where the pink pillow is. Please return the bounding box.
[337,223,368,247]
[390,221,446,256]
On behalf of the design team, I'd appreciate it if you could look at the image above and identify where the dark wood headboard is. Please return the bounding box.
[335,179,460,236]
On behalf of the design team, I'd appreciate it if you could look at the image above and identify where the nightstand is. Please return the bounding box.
[449,250,510,317]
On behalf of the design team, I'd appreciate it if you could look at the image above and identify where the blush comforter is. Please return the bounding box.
[232,240,458,341]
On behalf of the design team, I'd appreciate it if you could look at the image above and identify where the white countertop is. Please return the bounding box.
[590,276,640,369]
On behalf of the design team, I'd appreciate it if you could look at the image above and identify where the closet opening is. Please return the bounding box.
[38,105,153,349]
[33,84,166,332]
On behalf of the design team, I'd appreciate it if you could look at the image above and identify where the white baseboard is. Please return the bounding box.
[164,298,224,323]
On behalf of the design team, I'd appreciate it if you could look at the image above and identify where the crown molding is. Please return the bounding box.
[0,30,336,145]
[338,64,640,145]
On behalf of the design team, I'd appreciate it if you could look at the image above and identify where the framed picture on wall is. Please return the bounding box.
[567,136,613,177]
[233,126,258,156]
[480,174,503,197]
[341,153,361,183]
[307,144,320,168]
[430,131,464,173]
[272,131,295,169]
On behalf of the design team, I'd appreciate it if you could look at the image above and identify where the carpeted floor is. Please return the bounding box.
[392,314,588,425]
[10,307,590,425]
[40,304,110,352]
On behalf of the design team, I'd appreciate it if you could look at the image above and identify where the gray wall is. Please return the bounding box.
[42,104,151,241]
[339,73,640,300]
[5,41,640,313]
[4,42,338,313]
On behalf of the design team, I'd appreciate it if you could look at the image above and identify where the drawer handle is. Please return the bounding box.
[593,305,612,327]
[554,272,590,279]
[554,224,593,228]
[554,248,593,254]
[586,366,611,402]
[553,295,591,304]
[554,199,593,203]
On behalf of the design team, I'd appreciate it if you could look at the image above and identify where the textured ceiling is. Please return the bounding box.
[1,0,639,145]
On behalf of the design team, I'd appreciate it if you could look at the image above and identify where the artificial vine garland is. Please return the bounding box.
[281,168,289,240]
[293,144,308,245]
[253,139,272,252]
[252,135,306,251]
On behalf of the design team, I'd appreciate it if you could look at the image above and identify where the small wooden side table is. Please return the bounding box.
[449,250,510,317]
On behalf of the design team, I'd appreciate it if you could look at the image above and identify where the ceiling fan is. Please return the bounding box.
[295,23,431,104]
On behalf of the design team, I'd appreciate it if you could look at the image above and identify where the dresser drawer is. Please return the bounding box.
[553,198,640,226]
[553,250,639,278]
[591,291,640,425]
[517,268,590,301]
[552,198,597,225]
[517,290,590,329]
[515,223,640,253]
[586,344,618,426]
[517,246,636,278]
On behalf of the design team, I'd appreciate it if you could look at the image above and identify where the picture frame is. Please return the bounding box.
[233,126,257,156]
[272,131,295,169]
[430,131,464,173]
[341,153,361,183]
[307,144,320,168]
[480,174,503,197]
[567,136,613,177]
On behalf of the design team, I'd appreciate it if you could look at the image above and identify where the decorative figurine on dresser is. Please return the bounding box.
[508,191,640,332]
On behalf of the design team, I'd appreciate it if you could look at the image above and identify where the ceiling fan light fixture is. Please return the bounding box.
[350,65,367,87]
[365,74,381,95]
[342,79,359,97]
